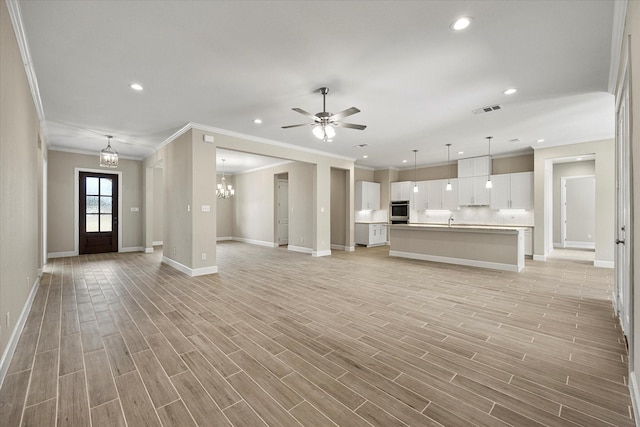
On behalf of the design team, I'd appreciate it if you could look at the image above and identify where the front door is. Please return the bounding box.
[79,172,118,254]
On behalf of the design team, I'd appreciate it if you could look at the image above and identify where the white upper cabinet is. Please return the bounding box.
[489,172,533,210]
[413,179,459,210]
[390,181,412,201]
[457,156,492,178]
[412,181,429,210]
[355,181,380,210]
[441,179,459,210]
[458,176,490,206]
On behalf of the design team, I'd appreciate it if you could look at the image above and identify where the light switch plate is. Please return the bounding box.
[201,205,211,212]
[131,207,139,212]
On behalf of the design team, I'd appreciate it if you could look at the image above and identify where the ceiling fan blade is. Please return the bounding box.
[330,107,360,121]
[292,108,320,121]
[281,123,313,129]
[334,122,367,130]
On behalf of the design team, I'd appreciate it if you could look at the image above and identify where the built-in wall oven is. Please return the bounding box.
[390,201,409,224]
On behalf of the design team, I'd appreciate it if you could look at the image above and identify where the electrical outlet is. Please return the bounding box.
[173,247,177,255]
[26,276,30,288]
[300,237,304,243]
[6,312,10,329]
[201,253,206,260]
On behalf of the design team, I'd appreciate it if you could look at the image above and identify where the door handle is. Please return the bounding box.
[616,239,625,245]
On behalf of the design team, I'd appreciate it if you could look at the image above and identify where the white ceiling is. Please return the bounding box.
[17,1,617,171]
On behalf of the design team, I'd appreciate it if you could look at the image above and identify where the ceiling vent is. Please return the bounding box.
[508,138,520,143]
[354,144,369,148]
[472,104,502,115]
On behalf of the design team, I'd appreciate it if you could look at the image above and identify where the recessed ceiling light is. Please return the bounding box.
[536,139,545,143]
[402,160,408,163]
[503,88,517,95]
[458,151,464,155]
[363,155,368,159]
[451,16,472,31]
[253,118,262,124]
[129,83,143,91]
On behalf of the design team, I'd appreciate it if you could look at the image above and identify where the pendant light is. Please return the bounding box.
[413,149,419,193]
[99,135,118,168]
[445,144,452,191]
[216,159,235,199]
[485,136,493,189]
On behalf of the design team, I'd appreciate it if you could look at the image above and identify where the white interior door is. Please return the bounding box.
[615,59,632,343]
[277,179,288,246]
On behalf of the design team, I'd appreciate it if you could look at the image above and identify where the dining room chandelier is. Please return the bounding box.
[99,135,118,168]
[216,158,234,199]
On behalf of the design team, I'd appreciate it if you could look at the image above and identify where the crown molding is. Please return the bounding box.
[6,0,48,144]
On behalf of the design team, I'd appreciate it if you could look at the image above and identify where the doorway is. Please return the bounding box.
[561,175,595,249]
[276,177,288,246]
[78,171,119,254]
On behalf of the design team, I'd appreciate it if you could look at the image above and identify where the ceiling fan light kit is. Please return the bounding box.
[282,87,366,142]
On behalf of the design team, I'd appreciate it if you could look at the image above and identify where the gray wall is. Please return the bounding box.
[552,160,596,245]
[47,150,143,254]
[0,0,45,361]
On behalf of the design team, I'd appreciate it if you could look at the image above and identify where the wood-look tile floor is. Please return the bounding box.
[0,242,634,426]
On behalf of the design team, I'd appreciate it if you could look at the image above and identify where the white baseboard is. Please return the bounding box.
[232,237,277,248]
[216,236,233,241]
[594,260,614,269]
[553,242,564,248]
[152,240,163,246]
[0,276,40,390]
[121,246,143,253]
[288,245,312,254]
[144,247,154,254]
[330,244,345,251]
[345,246,355,252]
[630,371,640,424]
[565,241,596,249]
[47,250,76,259]
[533,254,546,261]
[312,250,331,257]
[161,256,218,277]
[389,250,523,272]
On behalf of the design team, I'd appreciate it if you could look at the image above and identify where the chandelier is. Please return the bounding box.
[99,135,118,168]
[216,159,234,199]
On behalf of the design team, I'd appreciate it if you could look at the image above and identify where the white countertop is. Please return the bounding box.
[390,223,525,234]
[355,221,389,224]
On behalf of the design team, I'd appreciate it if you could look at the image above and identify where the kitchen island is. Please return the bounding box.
[389,224,525,272]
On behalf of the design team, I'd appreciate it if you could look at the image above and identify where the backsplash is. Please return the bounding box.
[355,210,388,223]
[411,206,534,226]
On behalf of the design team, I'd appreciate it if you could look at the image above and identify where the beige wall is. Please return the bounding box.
[533,139,614,264]
[0,0,45,362]
[396,153,533,181]
[162,131,193,267]
[374,168,398,212]
[216,174,234,238]
[355,166,375,182]
[331,168,347,247]
[552,160,596,244]
[47,151,143,254]
[233,161,314,249]
[153,167,163,243]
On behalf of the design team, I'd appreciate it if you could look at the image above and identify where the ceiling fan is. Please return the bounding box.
[282,87,366,142]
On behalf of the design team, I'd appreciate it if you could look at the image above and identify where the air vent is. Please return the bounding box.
[508,138,520,143]
[354,144,369,148]
[472,104,502,115]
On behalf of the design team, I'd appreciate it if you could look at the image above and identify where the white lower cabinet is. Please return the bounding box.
[524,227,533,256]
[355,223,387,247]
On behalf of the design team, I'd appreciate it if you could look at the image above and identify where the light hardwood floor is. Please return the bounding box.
[0,242,634,426]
